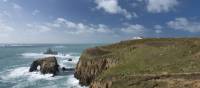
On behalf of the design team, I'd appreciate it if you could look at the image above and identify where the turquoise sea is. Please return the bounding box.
[0,44,102,88]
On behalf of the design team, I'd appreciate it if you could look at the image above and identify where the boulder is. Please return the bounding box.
[29,57,59,76]
[68,58,72,61]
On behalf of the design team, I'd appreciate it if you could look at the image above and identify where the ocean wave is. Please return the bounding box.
[21,52,80,68]
[0,44,33,47]
[21,52,79,59]
[59,57,80,68]
[0,67,87,88]
[1,67,55,81]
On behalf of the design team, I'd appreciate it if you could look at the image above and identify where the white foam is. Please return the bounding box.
[21,52,80,68]
[21,53,74,59]
[9,44,33,47]
[2,67,55,81]
[0,44,33,47]
[59,56,79,67]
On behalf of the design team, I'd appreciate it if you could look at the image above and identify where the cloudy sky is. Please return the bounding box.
[0,0,199,43]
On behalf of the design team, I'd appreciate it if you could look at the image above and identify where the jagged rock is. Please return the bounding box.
[43,48,58,55]
[68,58,72,61]
[29,57,59,76]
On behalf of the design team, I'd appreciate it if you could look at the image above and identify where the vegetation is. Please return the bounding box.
[81,38,200,88]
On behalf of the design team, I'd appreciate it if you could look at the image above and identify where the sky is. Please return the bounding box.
[0,0,200,44]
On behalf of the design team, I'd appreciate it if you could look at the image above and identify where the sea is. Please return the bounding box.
[0,44,103,88]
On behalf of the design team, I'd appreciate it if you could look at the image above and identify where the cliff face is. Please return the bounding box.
[90,80,112,88]
[74,38,200,88]
[74,47,118,86]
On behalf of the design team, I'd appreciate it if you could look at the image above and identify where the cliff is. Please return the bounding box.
[75,38,200,88]
[74,47,118,86]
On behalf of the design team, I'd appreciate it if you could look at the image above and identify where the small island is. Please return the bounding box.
[43,48,58,55]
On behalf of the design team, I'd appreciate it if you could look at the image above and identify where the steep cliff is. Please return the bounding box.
[75,38,200,88]
[74,47,118,86]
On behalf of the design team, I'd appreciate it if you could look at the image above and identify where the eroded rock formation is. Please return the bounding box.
[29,57,59,76]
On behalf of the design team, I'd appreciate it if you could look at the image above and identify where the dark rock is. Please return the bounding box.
[61,67,66,71]
[43,48,58,55]
[68,58,72,61]
[61,67,75,71]
[29,57,59,76]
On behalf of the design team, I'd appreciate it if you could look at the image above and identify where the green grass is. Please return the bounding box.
[110,39,199,74]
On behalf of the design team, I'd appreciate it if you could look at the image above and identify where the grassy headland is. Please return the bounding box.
[75,38,200,88]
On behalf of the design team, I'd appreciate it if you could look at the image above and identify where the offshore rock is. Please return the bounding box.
[29,57,59,76]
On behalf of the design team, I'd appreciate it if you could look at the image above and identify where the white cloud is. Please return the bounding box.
[95,0,135,19]
[146,0,178,13]
[26,18,147,36]
[0,24,14,32]
[0,20,14,32]
[154,25,163,34]
[26,23,52,32]
[167,17,200,32]
[154,25,163,30]
[155,29,162,34]
[55,18,113,34]
[96,24,112,33]
[121,24,145,34]
[95,0,119,14]
[26,18,114,34]
[32,9,40,16]
[3,0,8,2]
[13,3,22,10]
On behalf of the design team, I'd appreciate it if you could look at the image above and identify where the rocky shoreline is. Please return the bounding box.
[27,38,200,88]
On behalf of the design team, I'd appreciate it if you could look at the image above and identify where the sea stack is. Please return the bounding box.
[29,57,59,76]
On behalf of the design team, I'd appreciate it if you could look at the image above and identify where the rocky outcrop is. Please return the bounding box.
[74,47,118,86]
[29,57,59,76]
[43,48,58,55]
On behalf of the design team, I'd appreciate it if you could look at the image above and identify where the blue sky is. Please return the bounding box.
[0,0,200,43]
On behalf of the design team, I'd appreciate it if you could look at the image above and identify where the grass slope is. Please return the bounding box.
[86,38,200,88]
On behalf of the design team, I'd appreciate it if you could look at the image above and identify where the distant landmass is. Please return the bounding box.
[75,38,200,88]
